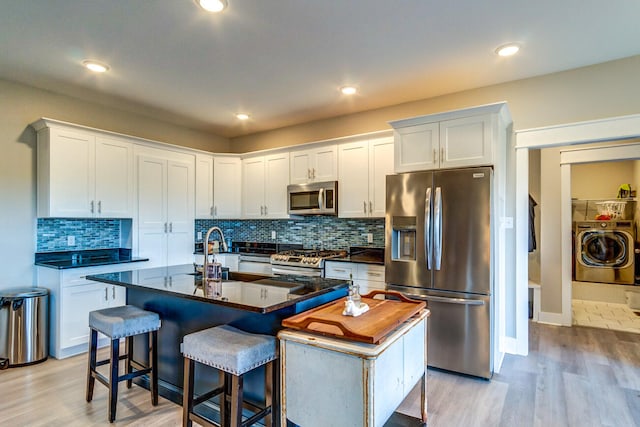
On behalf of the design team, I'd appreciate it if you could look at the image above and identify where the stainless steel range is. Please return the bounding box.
[271,249,347,277]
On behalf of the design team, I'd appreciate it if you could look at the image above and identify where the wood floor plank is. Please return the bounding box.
[0,322,638,427]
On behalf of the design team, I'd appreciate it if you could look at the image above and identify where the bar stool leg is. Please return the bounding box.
[182,357,194,427]
[230,374,243,426]
[221,372,230,426]
[126,336,133,389]
[265,361,273,427]
[109,338,120,423]
[150,330,159,406]
[86,329,98,402]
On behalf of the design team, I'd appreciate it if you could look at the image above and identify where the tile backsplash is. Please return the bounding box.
[36,218,127,252]
[195,217,385,249]
[36,217,385,253]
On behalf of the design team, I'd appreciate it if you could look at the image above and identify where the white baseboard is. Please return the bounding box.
[537,311,568,326]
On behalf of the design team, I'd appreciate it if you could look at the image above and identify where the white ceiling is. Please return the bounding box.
[1,0,640,138]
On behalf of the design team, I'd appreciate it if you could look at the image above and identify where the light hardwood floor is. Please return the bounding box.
[1,322,638,427]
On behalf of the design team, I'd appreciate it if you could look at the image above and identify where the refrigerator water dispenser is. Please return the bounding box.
[391,216,416,261]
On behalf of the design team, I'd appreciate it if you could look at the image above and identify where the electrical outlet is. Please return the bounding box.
[366,233,373,243]
[197,231,203,240]
[67,235,76,246]
[271,230,277,239]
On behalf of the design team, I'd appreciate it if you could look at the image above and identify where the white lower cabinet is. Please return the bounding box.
[279,311,427,427]
[37,262,147,359]
[325,261,386,296]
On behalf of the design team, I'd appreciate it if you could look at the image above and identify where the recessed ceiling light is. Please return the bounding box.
[495,43,520,57]
[196,0,228,13]
[82,60,110,73]
[236,113,249,120]
[340,86,357,95]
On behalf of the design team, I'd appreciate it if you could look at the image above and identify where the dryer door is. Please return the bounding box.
[578,230,633,268]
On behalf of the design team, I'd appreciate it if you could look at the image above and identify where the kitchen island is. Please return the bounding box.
[86,263,349,415]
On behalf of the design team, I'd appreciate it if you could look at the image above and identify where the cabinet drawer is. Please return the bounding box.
[356,264,385,282]
[324,262,355,280]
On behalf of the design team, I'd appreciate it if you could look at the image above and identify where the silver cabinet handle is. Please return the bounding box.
[433,148,437,164]
[363,201,367,214]
[210,206,214,217]
[169,222,173,233]
[413,294,485,306]
[312,168,316,179]
[308,168,311,179]
[98,200,102,214]
[90,200,95,214]
[440,147,444,164]
[434,186,442,270]
[214,206,218,216]
[164,222,168,233]
[260,205,264,215]
[104,287,108,301]
[334,268,347,272]
[112,286,115,299]
[367,272,382,277]
[425,188,432,270]
[264,205,268,216]
[318,188,325,210]
[369,201,372,214]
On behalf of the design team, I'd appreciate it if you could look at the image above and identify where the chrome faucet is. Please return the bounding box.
[203,226,228,277]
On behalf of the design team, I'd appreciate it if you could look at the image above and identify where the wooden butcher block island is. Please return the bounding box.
[279,291,430,427]
[281,290,425,344]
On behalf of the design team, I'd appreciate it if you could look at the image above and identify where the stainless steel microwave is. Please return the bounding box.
[287,181,338,215]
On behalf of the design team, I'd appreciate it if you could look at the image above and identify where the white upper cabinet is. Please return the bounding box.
[137,148,194,267]
[213,156,242,219]
[391,104,506,172]
[195,154,214,218]
[338,135,394,218]
[242,152,290,219]
[289,144,337,184]
[35,122,133,218]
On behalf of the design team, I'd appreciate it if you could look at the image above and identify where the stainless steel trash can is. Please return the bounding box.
[0,287,49,369]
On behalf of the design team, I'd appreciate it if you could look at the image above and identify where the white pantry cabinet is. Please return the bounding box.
[279,310,428,427]
[136,148,195,267]
[242,152,290,218]
[325,261,386,296]
[289,144,338,184]
[34,121,133,218]
[391,103,511,172]
[338,135,394,218]
[37,262,147,359]
[213,156,242,219]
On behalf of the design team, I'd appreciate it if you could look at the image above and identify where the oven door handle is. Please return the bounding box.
[271,266,322,277]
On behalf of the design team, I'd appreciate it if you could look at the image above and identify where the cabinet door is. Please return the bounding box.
[440,114,492,168]
[47,128,95,217]
[213,156,242,219]
[368,136,394,217]
[195,154,214,218]
[94,136,133,218]
[393,122,439,173]
[242,157,265,218]
[167,159,195,266]
[313,145,338,182]
[60,282,107,349]
[264,152,290,218]
[338,141,369,218]
[137,155,168,268]
[289,149,313,184]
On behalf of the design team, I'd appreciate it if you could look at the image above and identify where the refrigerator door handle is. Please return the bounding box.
[425,187,432,270]
[412,294,485,306]
[434,186,443,270]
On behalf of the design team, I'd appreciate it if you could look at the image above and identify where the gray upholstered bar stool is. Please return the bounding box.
[182,324,278,427]
[86,305,161,423]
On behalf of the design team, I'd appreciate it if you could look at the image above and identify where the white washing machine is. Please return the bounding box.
[575,220,635,285]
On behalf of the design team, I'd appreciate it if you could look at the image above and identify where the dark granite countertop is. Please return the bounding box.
[328,246,385,265]
[87,264,349,314]
[35,248,149,269]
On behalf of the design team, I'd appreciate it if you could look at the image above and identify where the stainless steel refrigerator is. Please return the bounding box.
[385,167,493,379]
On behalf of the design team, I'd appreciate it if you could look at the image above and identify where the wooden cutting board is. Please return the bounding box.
[281,290,426,344]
